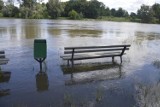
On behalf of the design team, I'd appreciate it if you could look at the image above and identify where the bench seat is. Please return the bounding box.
[60,45,130,66]
[61,52,122,60]
[0,59,9,65]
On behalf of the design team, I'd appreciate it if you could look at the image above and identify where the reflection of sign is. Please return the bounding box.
[0,89,10,96]
[62,63,122,85]
[0,71,11,83]
[36,72,49,92]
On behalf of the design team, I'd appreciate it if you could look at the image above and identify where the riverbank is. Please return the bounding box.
[58,16,142,23]
[0,16,158,24]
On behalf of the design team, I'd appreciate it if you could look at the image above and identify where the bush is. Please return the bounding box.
[0,12,3,17]
[68,10,82,20]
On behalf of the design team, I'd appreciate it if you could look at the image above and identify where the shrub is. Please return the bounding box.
[68,10,82,20]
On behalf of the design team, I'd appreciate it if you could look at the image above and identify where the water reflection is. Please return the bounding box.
[0,71,11,83]
[62,63,122,85]
[36,71,49,92]
[47,28,61,36]
[153,60,160,69]
[1,19,160,106]
[135,31,160,41]
[22,26,40,39]
[0,71,11,97]
[67,29,103,37]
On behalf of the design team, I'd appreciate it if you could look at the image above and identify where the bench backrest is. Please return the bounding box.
[64,45,130,56]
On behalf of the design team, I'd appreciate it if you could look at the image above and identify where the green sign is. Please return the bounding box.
[34,39,47,58]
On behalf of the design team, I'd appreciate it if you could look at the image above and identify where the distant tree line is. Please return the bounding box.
[0,0,160,23]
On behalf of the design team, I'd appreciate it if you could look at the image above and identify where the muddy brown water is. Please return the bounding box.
[1,19,160,107]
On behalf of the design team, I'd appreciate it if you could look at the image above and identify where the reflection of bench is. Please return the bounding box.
[0,51,9,65]
[60,45,131,66]
[62,63,122,85]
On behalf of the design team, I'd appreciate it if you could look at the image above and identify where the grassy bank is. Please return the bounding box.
[0,16,146,24]
[58,16,142,23]
[97,16,130,22]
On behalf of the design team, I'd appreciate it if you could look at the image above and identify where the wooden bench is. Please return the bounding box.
[0,51,9,65]
[60,45,131,66]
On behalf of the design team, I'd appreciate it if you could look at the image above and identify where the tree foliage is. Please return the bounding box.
[68,9,82,19]
[2,4,19,17]
[152,3,160,22]
[137,4,154,23]
[46,0,63,19]
[0,0,3,10]
[0,0,160,24]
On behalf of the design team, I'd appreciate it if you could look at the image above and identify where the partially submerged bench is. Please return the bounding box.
[60,45,131,66]
[0,51,9,65]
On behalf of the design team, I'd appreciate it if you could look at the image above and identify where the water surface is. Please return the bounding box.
[0,19,160,107]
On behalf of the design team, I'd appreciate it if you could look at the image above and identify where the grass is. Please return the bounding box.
[59,16,131,22]
[97,16,130,22]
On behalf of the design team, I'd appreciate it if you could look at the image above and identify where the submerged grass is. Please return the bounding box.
[68,29,103,37]
[97,16,130,22]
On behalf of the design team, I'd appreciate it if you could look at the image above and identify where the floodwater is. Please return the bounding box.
[0,19,160,107]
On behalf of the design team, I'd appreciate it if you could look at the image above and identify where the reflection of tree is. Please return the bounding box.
[22,25,40,39]
[36,71,49,92]
[47,28,61,36]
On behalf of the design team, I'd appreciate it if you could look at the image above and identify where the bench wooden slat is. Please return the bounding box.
[72,54,121,60]
[61,53,122,60]
[0,54,5,58]
[64,48,129,54]
[65,45,131,50]
[0,58,9,65]
[61,45,131,66]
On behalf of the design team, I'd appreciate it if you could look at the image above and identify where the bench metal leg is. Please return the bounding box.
[112,57,114,63]
[67,60,70,66]
[71,60,74,67]
[120,56,122,63]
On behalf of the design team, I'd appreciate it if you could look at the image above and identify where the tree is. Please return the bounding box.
[68,9,82,19]
[84,0,102,18]
[104,7,110,16]
[130,12,136,18]
[46,0,63,19]
[137,4,154,23]
[18,0,37,18]
[64,0,87,17]
[115,8,128,17]
[2,4,19,17]
[111,8,116,16]
[0,0,3,10]
[0,0,4,16]
[152,3,160,22]
[31,3,48,19]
